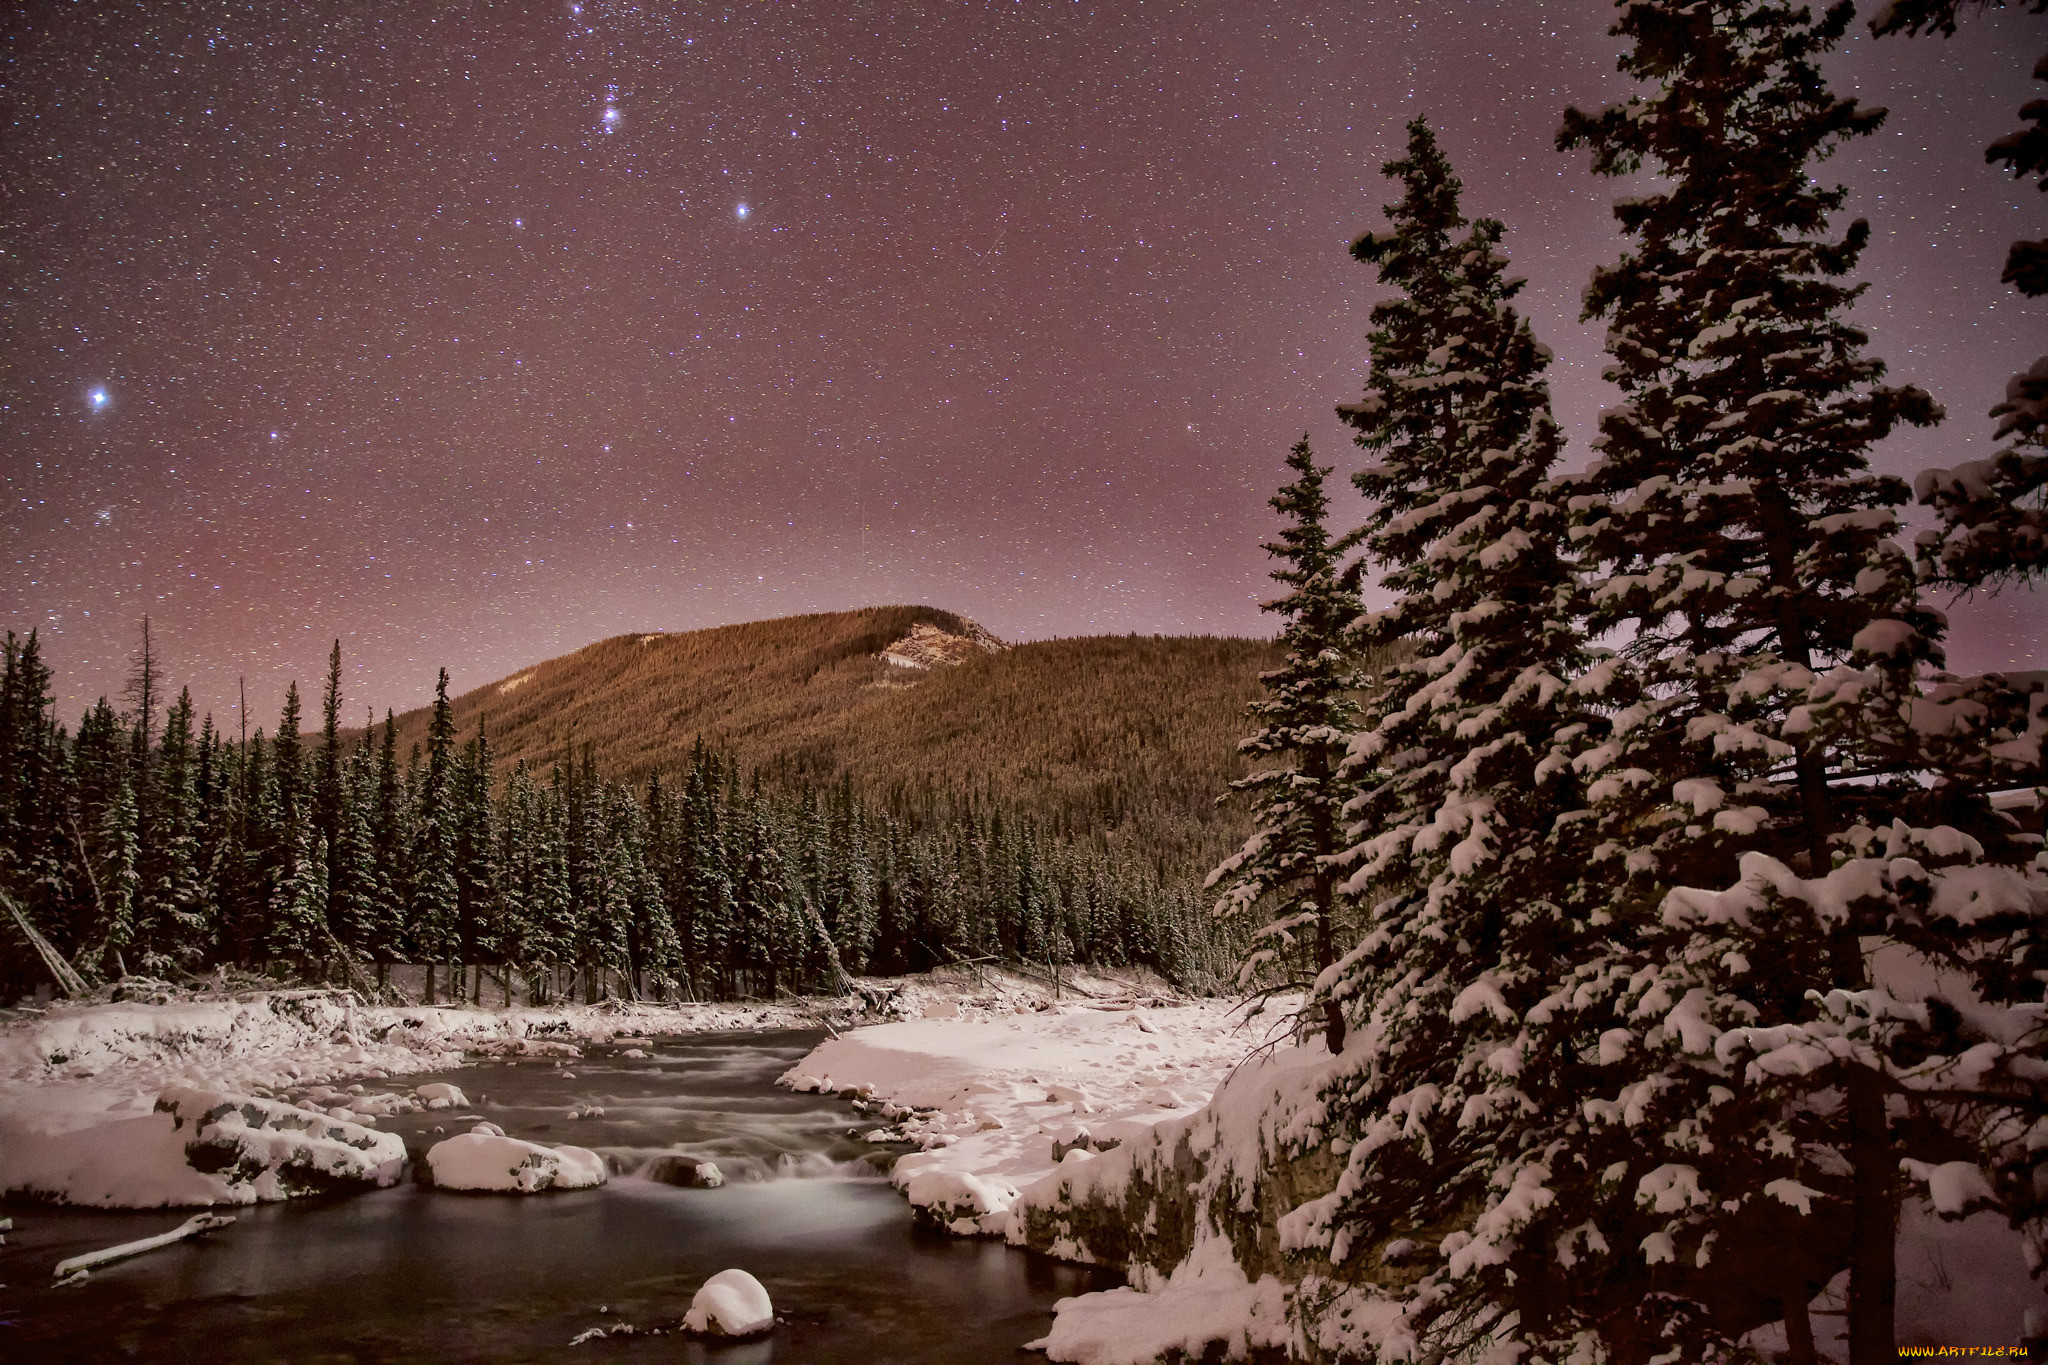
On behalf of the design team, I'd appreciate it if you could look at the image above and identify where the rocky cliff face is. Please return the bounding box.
[879,618,1007,670]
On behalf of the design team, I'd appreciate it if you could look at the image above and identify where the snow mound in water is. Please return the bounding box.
[414,1082,468,1109]
[0,1086,406,1207]
[425,1131,607,1193]
[902,1169,1018,1234]
[683,1268,774,1337]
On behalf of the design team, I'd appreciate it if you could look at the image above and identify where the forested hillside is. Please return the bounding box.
[0,610,1287,1005]
[368,607,1283,873]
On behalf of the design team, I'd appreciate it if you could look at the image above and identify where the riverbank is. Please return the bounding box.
[0,964,1214,1205]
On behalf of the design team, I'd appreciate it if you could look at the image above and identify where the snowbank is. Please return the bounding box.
[800,1001,2045,1364]
[1025,1239,1294,1365]
[779,995,1252,1234]
[0,988,818,1208]
[425,1128,607,1193]
[683,1267,775,1337]
[1,1085,406,1207]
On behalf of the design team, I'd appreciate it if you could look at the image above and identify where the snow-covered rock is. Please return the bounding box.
[683,1268,774,1337]
[641,1154,725,1188]
[901,1169,1019,1234]
[0,1086,407,1207]
[425,1131,607,1193]
[414,1082,468,1109]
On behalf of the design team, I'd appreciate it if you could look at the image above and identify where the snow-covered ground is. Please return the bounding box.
[781,989,1256,1224]
[0,988,826,1207]
[779,985,2044,1365]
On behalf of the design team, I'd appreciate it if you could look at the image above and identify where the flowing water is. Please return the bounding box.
[0,1028,1120,1363]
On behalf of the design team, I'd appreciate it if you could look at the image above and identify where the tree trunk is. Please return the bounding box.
[1844,1060,1897,1364]
[1784,1281,1817,1365]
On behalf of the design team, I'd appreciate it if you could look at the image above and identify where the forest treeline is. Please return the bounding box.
[0,630,1236,1004]
[364,606,1282,873]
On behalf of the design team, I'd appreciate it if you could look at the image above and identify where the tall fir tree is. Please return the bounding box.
[1280,119,1601,1363]
[1207,436,1363,1052]
[1545,4,2036,1361]
[135,688,205,972]
[316,641,344,869]
[407,671,460,999]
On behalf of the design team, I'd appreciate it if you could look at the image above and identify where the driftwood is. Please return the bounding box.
[52,1212,236,1280]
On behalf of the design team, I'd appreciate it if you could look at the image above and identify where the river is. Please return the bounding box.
[0,1028,1120,1362]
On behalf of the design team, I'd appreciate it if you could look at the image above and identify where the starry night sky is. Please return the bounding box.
[4,1,2042,728]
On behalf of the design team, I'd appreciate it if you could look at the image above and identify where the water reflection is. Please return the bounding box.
[1,1029,1120,1363]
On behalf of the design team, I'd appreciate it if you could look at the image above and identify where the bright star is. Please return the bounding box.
[736,203,749,219]
[89,388,109,409]
[603,107,619,128]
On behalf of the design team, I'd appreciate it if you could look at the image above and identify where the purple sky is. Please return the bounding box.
[5,0,2042,729]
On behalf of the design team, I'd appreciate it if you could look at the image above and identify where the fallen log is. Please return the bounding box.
[52,1212,236,1280]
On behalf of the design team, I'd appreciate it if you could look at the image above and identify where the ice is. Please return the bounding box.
[425,1131,608,1193]
[682,1267,774,1337]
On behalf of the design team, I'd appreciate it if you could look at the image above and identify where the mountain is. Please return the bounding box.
[361,606,1283,870]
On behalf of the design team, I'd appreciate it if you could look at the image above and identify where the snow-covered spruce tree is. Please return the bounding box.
[1209,435,1363,1051]
[406,670,459,1000]
[1546,3,2040,1361]
[134,687,204,973]
[1915,357,2047,587]
[1279,118,1599,1361]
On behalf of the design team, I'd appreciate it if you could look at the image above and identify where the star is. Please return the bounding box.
[88,388,109,409]
[736,203,749,219]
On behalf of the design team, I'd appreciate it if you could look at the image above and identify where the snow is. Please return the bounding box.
[1024,1239,1291,1365]
[425,1129,607,1194]
[779,992,1250,1229]
[1,1085,406,1207]
[682,1267,774,1337]
[784,996,1367,1362]
[0,988,821,1208]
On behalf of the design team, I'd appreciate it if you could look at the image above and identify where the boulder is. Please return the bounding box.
[424,1131,606,1193]
[683,1268,774,1337]
[641,1155,725,1189]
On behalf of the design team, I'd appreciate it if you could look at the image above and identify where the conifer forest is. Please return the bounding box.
[0,633,1228,1006]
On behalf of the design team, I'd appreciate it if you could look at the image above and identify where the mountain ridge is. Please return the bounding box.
[356,606,1284,871]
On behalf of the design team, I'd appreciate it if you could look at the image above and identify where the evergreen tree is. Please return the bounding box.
[267,808,328,966]
[316,641,343,869]
[454,716,499,979]
[86,777,140,976]
[1551,4,1993,1359]
[1,631,65,927]
[1915,358,2047,586]
[406,672,460,999]
[1279,119,1600,1362]
[370,709,404,960]
[272,681,305,839]
[1207,436,1362,1051]
[135,688,204,973]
